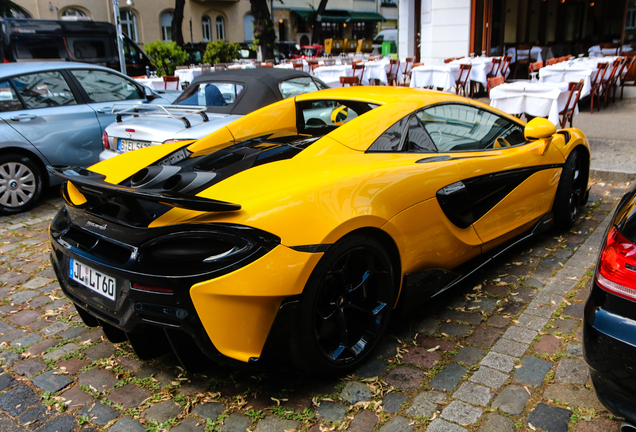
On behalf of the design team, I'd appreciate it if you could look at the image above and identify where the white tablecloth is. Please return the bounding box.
[274,62,310,73]
[490,81,575,126]
[364,61,389,85]
[538,57,621,98]
[175,68,202,83]
[312,65,354,87]
[409,57,498,91]
[588,45,632,55]
[506,46,545,63]
[134,78,165,90]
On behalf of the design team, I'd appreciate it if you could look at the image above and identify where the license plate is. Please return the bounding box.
[118,139,150,153]
[69,258,116,301]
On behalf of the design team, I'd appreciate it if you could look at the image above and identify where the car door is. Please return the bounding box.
[0,71,104,167]
[416,103,565,250]
[66,69,147,132]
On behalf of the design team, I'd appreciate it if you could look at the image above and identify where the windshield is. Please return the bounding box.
[174,82,244,107]
[301,47,318,57]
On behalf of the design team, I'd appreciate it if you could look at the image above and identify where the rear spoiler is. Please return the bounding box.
[48,166,240,213]
[111,104,209,128]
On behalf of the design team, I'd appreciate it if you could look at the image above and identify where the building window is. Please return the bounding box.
[62,8,87,17]
[216,16,226,41]
[201,16,211,42]
[121,10,138,42]
[244,14,254,41]
[627,6,636,30]
[321,22,341,39]
[161,11,173,41]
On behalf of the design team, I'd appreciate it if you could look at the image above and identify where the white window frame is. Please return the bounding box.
[202,16,212,42]
[216,16,226,41]
[161,11,173,41]
[62,7,87,17]
[121,9,138,42]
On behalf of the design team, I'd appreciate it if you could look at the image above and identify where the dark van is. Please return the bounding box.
[0,18,151,76]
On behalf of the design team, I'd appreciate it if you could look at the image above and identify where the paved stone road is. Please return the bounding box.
[0,181,629,432]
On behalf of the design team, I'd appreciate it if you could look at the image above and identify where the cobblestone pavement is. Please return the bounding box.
[0,180,630,432]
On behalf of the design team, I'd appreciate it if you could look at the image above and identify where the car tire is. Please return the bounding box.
[0,154,42,215]
[554,150,585,230]
[291,234,395,375]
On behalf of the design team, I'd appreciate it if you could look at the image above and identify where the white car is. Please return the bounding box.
[101,69,329,160]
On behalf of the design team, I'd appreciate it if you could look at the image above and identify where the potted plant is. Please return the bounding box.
[144,41,188,77]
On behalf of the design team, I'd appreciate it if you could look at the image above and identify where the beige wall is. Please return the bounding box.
[12,0,252,47]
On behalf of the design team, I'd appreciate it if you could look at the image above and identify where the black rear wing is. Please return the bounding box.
[48,166,240,213]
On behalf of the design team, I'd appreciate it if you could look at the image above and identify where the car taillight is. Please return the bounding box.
[597,226,636,301]
[102,131,109,150]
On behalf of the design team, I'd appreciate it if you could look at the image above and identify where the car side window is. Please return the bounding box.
[279,77,321,99]
[416,104,527,152]
[70,70,144,103]
[368,115,436,153]
[0,81,24,112]
[11,72,77,109]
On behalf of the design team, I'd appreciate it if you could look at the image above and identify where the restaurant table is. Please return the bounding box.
[363,60,389,85]
[134,77,165,90]
[409,57,498,91]
[175,68,202,83]
[539,56,621,98]
[274,61,310,73]
[490,81,575,126]
[588,45,632,56]
[312,65,354,87]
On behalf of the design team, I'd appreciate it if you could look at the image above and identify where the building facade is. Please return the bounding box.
[12,0,393,49]
[400,0,634,65]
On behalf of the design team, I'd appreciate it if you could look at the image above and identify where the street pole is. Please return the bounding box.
[111,0,127,75]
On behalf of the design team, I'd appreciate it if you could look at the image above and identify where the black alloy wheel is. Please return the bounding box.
[292,234,395,375]
[554,150,586,230]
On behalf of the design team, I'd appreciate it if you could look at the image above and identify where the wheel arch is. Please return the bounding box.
[0,146,51,189]
[333,226,403,307]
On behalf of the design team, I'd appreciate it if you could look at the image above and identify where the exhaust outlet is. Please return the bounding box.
[131,166,181,188]
[622,422,636,432]
[163,172,217,194]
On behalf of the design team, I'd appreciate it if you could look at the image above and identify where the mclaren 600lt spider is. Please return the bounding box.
[49,87,590,375]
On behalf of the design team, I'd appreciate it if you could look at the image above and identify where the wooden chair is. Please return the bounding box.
[340,76,360,87]
[130,75,147,79]
[601,58,621,108]
[260,62,274,67]
[352,62,365,84]
[201,64,212,74]
[487,57,502,79]
[599,42,621,56]
[621,56,636,100]
[610,57,629,103]
[528,61,543,74]
[412,62,424,68]
[546,58,558,66]
[162,75,180,90]
[487,75,505,96]
[501,55,512,78]
[292,62,304,70]
[387,59,400,86]
[455,64,472,96]
[443,57,456,63]
[324,59,336,66]
[401,57,414,85]
[590,62,608,113]
[307,60,320,73]
[214,64,227,71]
[175,66,188,70]
[341,58,352,65]
[513,44,532,79]
[559,80,584,128]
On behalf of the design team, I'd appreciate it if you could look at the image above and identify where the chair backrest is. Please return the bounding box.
[457,64,472,82]
[260,62,274,67]
[307,60,320,72]
[214,64,227,71]
[624,57,636,80]
[600,42,621,56]
[388,59,399,75]
[592,62,608,86]
[404,57,414,74]
[201,64,211,73]
[292,62,304,70]
[529,61,543,73]
[516,44,532,61]
[341,58,352,65]
[412,62,424,68]
[340,76,360,87]
[176,66,188,70]
[324,59,335,66]
[352,62,365,79]
[163,75,180,90]
[444,57,456,63]
[546,58,558,66]
[565,80,584,110]
[501,55,512,76]
[489,57,502,77]
[130,75,146,80]
[605,58,622,83]
[487,75,505,93]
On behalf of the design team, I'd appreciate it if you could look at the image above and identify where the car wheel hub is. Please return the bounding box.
[0,162,36,208]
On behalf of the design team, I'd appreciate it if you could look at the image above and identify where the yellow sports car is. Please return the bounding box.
[49,87,590,374]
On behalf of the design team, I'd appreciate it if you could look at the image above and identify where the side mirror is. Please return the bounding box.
[524,117,556,140]
[144,86,158,101]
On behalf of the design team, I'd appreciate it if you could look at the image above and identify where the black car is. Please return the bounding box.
[584,181,636,428]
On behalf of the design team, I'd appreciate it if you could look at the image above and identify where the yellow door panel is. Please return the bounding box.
[382,198,482,275]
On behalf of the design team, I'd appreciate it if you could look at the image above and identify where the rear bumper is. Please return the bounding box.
[584,282,636,423]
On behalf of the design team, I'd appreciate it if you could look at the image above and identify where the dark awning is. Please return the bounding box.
[292,9,386,23]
